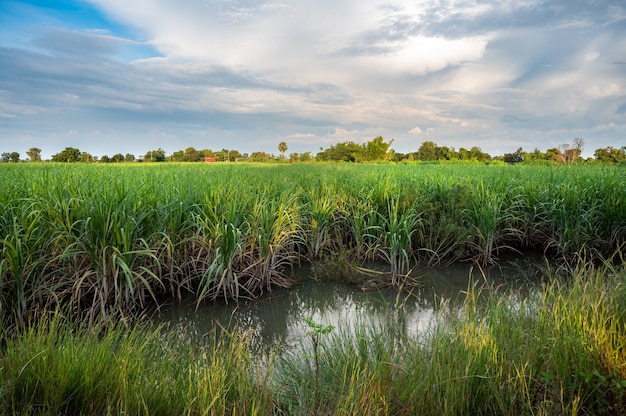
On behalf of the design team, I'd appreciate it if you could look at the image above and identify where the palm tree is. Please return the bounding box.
[278,142,287,159]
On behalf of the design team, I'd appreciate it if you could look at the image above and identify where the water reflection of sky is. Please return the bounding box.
[152,255,546,352]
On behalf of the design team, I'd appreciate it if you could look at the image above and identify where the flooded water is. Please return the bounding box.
[151,254,547,351]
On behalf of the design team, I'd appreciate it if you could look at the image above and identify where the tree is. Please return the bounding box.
[544,148,561,162]
[144,148,166,162]
[199,149,214,158]
[417,141,438,161]
[557,138,584,163]
[524,148,545,162]
[80,152,95,163]
[469,146,491,162]
[458,147,471,160]
[250,151,271,162]
[594,146,626,164]
[278,141,288,159]
[435,145,455,161]
[572,137,585,162]
[299,151,313,162]
[183,147,201,162]
[503,147,524,164]
[51,147,81,163]
[111,153,124,163]
[26,147,41,162]
[316,141,366,162]
[215,148,230,162]
[228,149,243,161]
[365,136,394,161]
[171,150,184,162]
[9,152,20,163]
[125,153,135,162]
[1,152,10,163]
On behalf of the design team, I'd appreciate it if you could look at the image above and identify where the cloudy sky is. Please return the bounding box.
[1,0,625,159]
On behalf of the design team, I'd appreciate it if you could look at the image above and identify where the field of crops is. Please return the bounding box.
[1,162,625,328]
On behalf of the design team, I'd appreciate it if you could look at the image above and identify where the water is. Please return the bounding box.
[151,254,547,351]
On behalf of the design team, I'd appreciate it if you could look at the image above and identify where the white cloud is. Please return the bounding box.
[365,35,490,75]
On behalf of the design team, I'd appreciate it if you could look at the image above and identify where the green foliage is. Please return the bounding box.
[303,316,335,336]
[51,147,81,163]
[143,148,166,162]
[316,136,395,162]
[365,136,394,161]
[1,314,273,415]
[0,163,625,327]
[274,264,626,415]
[595,146,626,164]
[278,141,288,158]
[26,147,41,162]
[2,262,626,414]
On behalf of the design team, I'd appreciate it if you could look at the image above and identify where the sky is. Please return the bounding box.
[0,0,625,160]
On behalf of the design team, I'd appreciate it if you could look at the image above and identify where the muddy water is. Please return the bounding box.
[151,254,547,351]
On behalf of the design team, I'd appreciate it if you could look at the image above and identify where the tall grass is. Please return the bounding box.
[273,263,626,415]
[0,313,273,415]
[1,162,625,326]
[1,261,625,414]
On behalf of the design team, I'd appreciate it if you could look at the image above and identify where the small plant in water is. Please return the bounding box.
[303,316,335,414]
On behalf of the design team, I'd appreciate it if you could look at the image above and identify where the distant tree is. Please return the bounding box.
[250,151,271,162]
[278,141,288,159]
[317,141,365,162]
[212,148,231,162]
[111,153,124,163]
[594,146,626,164]
[436,145,455,161]
[171,150,184,162]
[125,153,135,162]
[523,148,544,162]
[182,147,201,162]
[80,152,95,163]
[100,155,110,163]
[469,146,491,162]
[417,141,438,161]
[544,148,561,162]
[556,143,570,163]
[26,147,41,162]
[458,147,471,160]
[557,138,584,163]
[1,152,10,163]
[51,147,81,163]
[199,149,214,158]
[9,152,20,163]
[572,138,585,162]
[144,148,166,162]
[228,149,243,161]
[365,136,394,161]
[299,151,313,162]
[503,147,524,164]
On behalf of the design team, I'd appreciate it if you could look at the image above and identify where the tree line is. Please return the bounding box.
[2,137,625,164]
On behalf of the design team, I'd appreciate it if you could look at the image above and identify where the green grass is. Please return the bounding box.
[1,162,625,326]
[273,262,626,415]
[2,262,624,415]
[0,313,273,415]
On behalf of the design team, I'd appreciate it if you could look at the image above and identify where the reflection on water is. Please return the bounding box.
[151,255,546,351]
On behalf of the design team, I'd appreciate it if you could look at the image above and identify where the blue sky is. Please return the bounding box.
[1,0,625,159]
